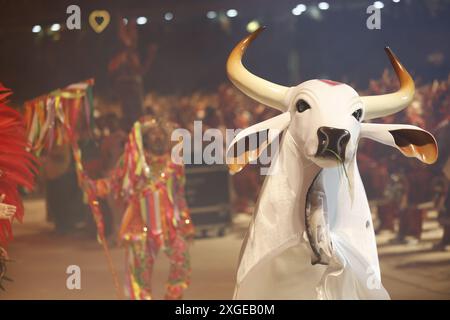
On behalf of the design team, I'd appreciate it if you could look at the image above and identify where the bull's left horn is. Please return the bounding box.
[227,27,289,112]
[361,47,415,120]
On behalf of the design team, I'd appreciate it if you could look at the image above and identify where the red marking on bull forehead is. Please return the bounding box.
[319,79,342,86]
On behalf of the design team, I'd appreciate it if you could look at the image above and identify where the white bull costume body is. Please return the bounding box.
[226,28,438,300]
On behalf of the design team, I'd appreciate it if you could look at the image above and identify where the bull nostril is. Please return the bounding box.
[339,131,350,144]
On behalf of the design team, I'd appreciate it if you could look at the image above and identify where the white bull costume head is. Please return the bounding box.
[226,27,438,300]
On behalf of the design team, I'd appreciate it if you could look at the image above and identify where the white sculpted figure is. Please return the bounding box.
[226,28,438,300]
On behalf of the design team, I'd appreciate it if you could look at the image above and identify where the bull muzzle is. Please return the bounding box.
[316,126,350,161]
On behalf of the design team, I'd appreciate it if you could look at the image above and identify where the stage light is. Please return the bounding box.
[32,25,42,33]
[292,7,303,16]
[50,23,61,32]
[206,11,217,19]
[392,0,400,2]
[318,2,329,10]
[296,4,307,12]
[123,18,128,25]
[136,16,148,25]
[226,9,238,18]
[374,1,384,9]
[292,4,307,16]
[246,20,260,33]
[164,12,173,21]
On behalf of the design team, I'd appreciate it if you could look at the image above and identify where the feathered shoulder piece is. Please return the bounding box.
[0,84,37,247]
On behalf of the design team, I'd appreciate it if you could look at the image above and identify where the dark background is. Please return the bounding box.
[0,0,449,103]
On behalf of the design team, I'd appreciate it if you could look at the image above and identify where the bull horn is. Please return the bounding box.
[361,47,415,120]
[227,27,289,112]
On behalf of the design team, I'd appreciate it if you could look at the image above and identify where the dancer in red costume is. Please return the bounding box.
[0,84,36,289]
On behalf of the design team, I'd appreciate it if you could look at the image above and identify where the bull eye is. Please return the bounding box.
[296,99,311,113]
[352,108,363,121]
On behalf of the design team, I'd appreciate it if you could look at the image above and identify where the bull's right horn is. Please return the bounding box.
[226,27,289,112]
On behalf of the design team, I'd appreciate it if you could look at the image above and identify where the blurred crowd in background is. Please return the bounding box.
[41,66,450,251]
[7,1,444,252]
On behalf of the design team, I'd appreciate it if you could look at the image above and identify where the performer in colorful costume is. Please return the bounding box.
[0,84,36,289]
[90,117,194,299]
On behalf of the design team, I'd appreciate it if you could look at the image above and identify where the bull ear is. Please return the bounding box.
[226,112,291,174]
[360,123,438,164]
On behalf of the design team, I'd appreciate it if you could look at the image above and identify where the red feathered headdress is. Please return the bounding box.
[0,84,37,247]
